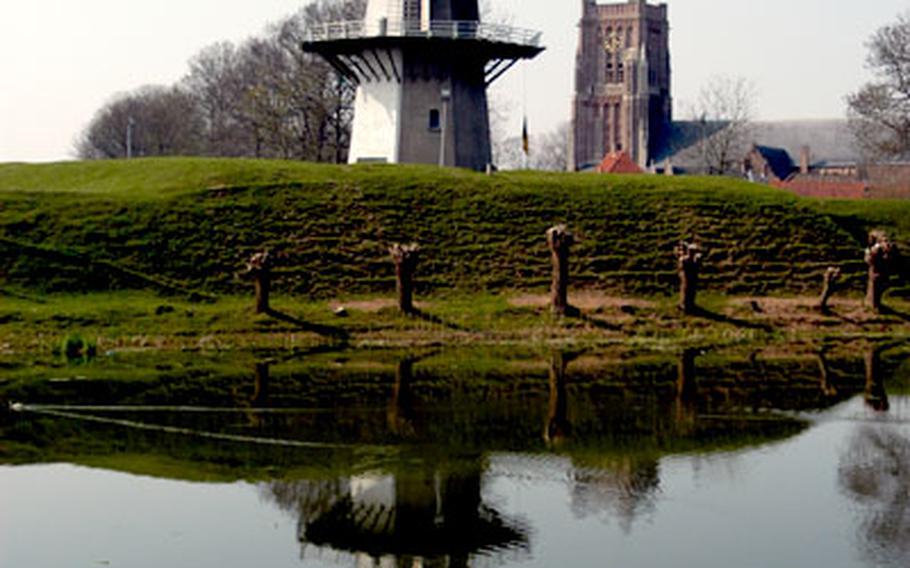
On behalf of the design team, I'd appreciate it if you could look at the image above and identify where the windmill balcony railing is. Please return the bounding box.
[306,19,543,48]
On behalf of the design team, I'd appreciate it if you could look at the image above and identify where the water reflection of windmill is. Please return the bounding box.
[265,353,529,567]
[290,464,527,566]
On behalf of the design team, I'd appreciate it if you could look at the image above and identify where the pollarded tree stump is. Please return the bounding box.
[865,231,896,313]
[818,266,841,313]
[546,225,575,317]
[389,243,421,314]
[676,242,702,315]
[245,251,272,315]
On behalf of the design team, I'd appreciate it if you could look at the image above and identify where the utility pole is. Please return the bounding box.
[126,116,136,159]
[439,87,451,167]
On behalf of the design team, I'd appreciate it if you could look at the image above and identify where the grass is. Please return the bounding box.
[3,288,910,359]
[2,158,908,300]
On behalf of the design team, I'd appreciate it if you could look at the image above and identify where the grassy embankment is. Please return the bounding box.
[2,158,910,353]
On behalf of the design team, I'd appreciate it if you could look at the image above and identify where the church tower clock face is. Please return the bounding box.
[603,30,622,54]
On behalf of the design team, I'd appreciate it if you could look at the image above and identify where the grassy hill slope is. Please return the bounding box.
[0,158,907,298]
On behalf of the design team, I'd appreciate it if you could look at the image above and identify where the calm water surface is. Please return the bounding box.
[2,349,909,568]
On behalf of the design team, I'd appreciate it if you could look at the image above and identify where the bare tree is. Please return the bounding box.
[245,251,273,314]
[80,0,366,162]
[496,122,569,171]
[76,85,204,159]
[183,42,247,157]
[547,225,575,317]
[693,75,756,175]
[818,266,841,314]
[389,243,420,314]
[270,0,365,162]
[848,12,910,161]
[488,93,514,168]
[865,230,898,313]
[676,242,702,315]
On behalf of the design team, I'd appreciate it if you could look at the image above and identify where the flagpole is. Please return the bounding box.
[522,60,529,170]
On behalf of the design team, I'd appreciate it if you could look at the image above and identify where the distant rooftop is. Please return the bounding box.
[657,119,859,173]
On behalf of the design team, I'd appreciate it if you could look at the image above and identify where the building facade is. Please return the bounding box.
[570,0,671,171]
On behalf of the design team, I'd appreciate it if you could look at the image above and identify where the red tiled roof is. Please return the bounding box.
[864,164,910,190]
[596,151,644,174]
[773,175,868,199]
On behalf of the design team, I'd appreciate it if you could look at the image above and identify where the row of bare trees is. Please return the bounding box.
[245,228,899,320]
[76,0,366,161]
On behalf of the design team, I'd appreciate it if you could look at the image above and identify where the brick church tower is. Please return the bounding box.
[569,0,671,171]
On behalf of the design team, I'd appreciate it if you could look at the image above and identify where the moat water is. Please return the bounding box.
[2,347,909,568]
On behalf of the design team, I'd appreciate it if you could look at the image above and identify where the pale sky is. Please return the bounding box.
[0,0,906,162]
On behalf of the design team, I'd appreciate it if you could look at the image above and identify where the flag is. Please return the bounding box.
[521,116,529,156]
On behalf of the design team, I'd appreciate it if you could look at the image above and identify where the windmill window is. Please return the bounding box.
[429,109,441,131]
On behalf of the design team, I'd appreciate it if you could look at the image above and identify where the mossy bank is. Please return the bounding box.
[2,158,909,299]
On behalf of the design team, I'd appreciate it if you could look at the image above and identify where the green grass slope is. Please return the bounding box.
[0,157,907,298]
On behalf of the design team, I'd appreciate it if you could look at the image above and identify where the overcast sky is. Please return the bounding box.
[0,0,906,162]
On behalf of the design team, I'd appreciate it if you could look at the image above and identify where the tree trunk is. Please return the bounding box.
[547,225,574,316]
[818,267,841,313]
[865,231,895,313]
[389,244,420,314]
[867,270,885,313]
[678,264,698,314]
[676,243,702,315]
[246,251,272,315]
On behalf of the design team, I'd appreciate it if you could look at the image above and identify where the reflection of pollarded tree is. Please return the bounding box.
[569,457,660,533]
[675,349,699,434]
[253,362,270,406]
[839,426,910,567]
[387,355,420,438]
[543,350,659,531]
[544,352,579,448]
[817,348,838,398]
[865,345,890,413]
